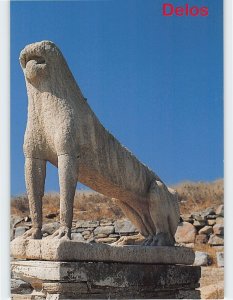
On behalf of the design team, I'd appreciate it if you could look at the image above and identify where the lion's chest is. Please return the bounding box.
[23,96,79,160]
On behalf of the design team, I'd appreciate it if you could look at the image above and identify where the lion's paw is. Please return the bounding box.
[45,226,71,240]
[22,228,42,240]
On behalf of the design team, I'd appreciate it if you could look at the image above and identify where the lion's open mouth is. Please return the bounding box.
[20,53,47,82]
[20,54,46,69]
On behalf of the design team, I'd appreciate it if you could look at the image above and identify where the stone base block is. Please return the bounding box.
[11,260,201,299]
[11,239,195,265]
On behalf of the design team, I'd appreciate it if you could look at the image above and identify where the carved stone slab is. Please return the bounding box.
[11,260,201,299]
[11,239,194,265]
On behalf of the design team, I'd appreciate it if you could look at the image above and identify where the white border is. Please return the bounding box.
[0,1,231,299]
[0,0,10,299]
[224,0,233,298]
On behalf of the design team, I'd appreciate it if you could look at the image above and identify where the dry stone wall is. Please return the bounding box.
[11,204,224,267]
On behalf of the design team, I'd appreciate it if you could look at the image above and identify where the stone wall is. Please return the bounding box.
[11,204,224,267]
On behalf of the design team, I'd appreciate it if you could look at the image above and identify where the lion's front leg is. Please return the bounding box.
[23,157,46,239]
[148,180,180,246]
[49,154,78,240]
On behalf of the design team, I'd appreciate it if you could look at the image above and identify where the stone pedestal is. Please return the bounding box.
[11,240,201,299]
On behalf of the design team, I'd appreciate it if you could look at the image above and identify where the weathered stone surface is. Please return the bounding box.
[213,224,224,235]
[192,213,206,222]
[11,260,201,299]
[216,204,224,217]
[11,216,24,228]
[109,234,120,238]
[216,252,224,267]
[94,233,108,238]
[183,243,195,248]
[208,234,224,246]
[15,227,27,238]
[200,281,224,299]
[199,225,213,235]
[19,40,180,246]
[193,251,208,266]
[195,234,208,244]
[193,220,206,227]
[114,219,137,234]
[207,219,216,226]
[81,230,91,236]
[10,239,195,264]
[41,222,60,235]
[94,225,114,235]
[201,207,216,217]
[95,237,117,244]
[100,219,113,226]
[175,222,197,244]
[71,233,85,242]
[180,214,193,223]
[212,245,224,251]
[200,267,224,287]
[216,217,224,225]
[206,215,217,220]
[76,220,99,228]
[11,278,33,294]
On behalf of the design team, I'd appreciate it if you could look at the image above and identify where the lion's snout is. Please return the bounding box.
[19,40,56,69]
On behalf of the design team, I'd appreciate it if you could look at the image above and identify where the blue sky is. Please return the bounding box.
[11,0,223,195]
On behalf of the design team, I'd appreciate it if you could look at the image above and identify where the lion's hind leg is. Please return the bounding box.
[112,199,155,245]
[148,180,180,246]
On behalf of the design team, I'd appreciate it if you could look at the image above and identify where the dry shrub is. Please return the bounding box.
[11,190,124,221]
[11,179,223,220]
[173,179,223,214]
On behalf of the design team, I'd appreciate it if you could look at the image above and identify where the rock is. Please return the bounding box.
[180,214,193,223]
[208,234,224,246]
[114,219,137,234]
[199,226,213,235]
[206,215,217,219]
[75,227,94,233]
[94,225,114,236]
[76,220,99,228]
[192,213,206,221]
[216,204,224,217]
[109,234,120,238]
[42,222,60,235]
[14,226,27,238]
[95,233,108,238]
[193,251,208,266]
[100,219,113,226]
[216,252,224,267]
[11,278,33,294]
[195,234,208,244]
[81,230,91,236]
[201,207,216,217]
[200,267,224,287]
[83,233,93,240]
[216,217,224,225]
[11,260,201,299]
[71,233,85,242]
[207,219,216,226]
[11,216,24,227]
[193,220,206,227]
[200,281,224,299]
[213,224,224,235]
[175,222,197,244]
[212,246,224,251]
[95,237,118,244]
[11,216,24,239]
[178,243,195,248]
[10,239,195,265]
